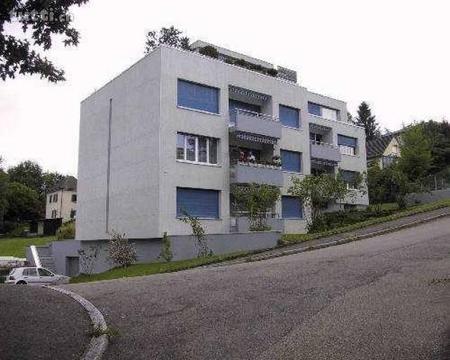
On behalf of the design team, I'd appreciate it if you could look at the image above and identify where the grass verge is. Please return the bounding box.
[280,199,450,245]
[70,251,250,284]
[0,236,55,258]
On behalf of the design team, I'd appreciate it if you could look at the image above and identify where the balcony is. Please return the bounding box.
[231,161,283,187]
[229,109,281,142]
[310,140,341,163]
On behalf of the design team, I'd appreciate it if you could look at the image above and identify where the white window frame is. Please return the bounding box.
[177,133,218,165]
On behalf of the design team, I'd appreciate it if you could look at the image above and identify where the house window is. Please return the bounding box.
[281,150,301,173]
[309,132,324,143]
[49,195,52,203]
[71,194,77,202]
[308,102,339,121]
[176,133,218,165]
[51,210,57,218]
[176,188,220,219]
[177,79,219,113]
[70,209,76,219]
[338,135,357,155]
[282,196,303,219]
[279,105,300,128]
[53,193,58,202]
[340,170,359,189]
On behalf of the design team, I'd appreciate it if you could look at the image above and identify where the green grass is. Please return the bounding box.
[281,198,450,245]
[0,236,55,258]
[70,251,250,284]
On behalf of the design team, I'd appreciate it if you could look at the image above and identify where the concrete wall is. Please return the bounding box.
[407,188,450,205]
[51,240,82,275]
[77,49,162,240]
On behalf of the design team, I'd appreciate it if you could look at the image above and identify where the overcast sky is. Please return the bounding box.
[1,0,449,175]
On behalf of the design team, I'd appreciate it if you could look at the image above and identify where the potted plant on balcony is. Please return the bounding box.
[272,155,281,168]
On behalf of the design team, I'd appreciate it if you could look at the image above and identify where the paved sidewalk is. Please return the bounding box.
[0,286,91,360]
[215,206,450,266]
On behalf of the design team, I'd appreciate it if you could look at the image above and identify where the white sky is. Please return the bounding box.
[1,0,449,175]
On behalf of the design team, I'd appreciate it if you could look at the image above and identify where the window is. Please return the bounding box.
[308,102,339,121]
[23,268,37,276]
[338,135,357,155]
[51,210,57,219]
[177,188,220,219]
[71,194,77,202]
[279,105,300,128]
[48,195,52,203]
[70,210,76,219]
[176,133,218,165]
[309,132,324,143]
[53,193,58,202]
[282,196,303,219]
[340,170,359,189]
[177,79,219,113]
[281,150,301,173]
[38,268,53,277]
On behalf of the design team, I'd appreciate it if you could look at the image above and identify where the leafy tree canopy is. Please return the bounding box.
[8,160,43,194]
[355,101,380,140]
[5,181,41,222]
[145,26,190,53]
[1,0,89,82]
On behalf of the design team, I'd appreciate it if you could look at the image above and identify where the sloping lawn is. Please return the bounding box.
[0,236,55,258]
[70,252,249,284]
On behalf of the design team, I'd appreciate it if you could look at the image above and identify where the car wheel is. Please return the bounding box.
[16,281,27,285]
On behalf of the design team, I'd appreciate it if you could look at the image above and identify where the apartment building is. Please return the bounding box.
[76,41,368,242]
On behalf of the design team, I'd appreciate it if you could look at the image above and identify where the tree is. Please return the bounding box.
[288,174,364,226]
[1,0,89,82]
[0,158,9,231]
[355,102,380,140]
[8,160,43,194]
[145,26,190,53]
[230,183,280,231]
[421,120,450,174]
[4,182,41,222]
[397,124,432,183]
[42,171,65,194]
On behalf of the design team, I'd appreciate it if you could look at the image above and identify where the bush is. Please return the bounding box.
[159,232,173,262]
[307,207,398,233]
[108,231,137,268]
[56,221,75,240]
[5,223,28,237]
[199,45,218,58]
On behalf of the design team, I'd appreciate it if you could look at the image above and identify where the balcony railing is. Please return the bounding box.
[231,161,283,187]
[310,140,341,163]
[229,108,282,140]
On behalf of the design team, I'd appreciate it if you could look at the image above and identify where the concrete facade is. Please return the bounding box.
[77,43,369,242]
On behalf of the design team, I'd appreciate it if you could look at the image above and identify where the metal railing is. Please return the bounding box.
[229,108,279,123]
[310,140,339,149]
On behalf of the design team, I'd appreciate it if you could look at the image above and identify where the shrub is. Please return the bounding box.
[179,212,212,258]
[199,45,218,58]
[108,231,137,268]
[159,232,173,262]
[6,223,28,237]
[56,220,75,240]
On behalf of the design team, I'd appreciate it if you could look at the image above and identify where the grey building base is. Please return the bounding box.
[27,232,280,276]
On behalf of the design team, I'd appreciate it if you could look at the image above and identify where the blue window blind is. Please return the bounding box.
[308,102,321,116]
[177,188,219,219]
[281,150,301,172]
[338,135,357,147]
[282,196,303,219]
[279,105,300,128]
[177,80,219,113]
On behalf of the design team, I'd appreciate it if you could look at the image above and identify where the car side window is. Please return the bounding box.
[38,268,53,276]
[24,268,37,276]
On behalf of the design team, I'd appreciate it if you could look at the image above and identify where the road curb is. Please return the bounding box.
[247,212,450,263]
[46,286,108,360]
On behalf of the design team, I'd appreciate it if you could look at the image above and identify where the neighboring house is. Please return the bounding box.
[29,41,369,275]
[367,132,402,169]
[46,176,77,222]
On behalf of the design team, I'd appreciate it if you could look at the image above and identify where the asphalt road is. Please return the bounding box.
[67,217,450,360]
[0,286,90,360]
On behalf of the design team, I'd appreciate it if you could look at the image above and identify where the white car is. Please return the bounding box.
[5,267,70,285]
